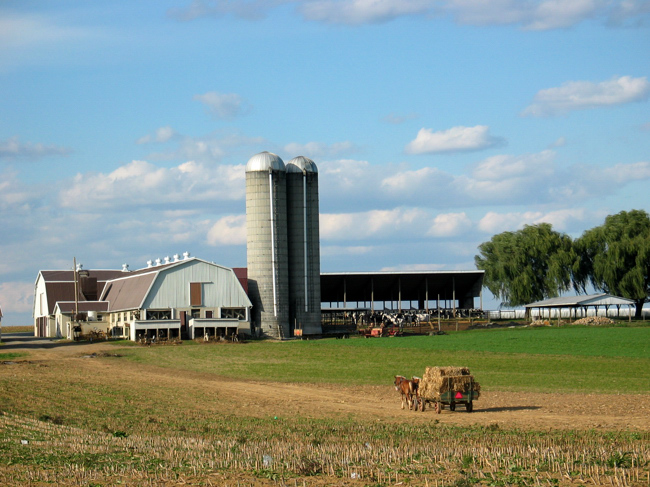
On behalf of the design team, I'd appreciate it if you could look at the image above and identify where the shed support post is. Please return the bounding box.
[398,278,402,312]
[425,278,429,314]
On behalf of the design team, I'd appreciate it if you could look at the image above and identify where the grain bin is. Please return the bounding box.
[286,156,322,336]
[245,151,290,338]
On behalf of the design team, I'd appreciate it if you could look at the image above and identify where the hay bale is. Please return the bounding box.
[572,316,614,326]
[420,366,481,400]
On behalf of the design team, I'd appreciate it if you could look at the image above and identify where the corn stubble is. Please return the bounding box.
[1,411,648,486]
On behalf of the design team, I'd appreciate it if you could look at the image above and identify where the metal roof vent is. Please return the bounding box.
[163,256,171,264]
[122,264,130,272]
[147,260,153,268]
[182,251,190,260]
[76,263,83,271]
[173,254,180,262]
[155,258,162,266]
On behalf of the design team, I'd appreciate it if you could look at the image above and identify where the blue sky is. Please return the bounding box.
[1,0,649,326]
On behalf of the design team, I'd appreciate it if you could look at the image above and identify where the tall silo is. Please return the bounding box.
[246,151,290,338]
[286,156,322,335]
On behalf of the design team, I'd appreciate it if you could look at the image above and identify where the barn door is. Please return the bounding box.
[180,311,188,340]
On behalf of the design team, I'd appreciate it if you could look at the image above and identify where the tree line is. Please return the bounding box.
[475,209,650,318]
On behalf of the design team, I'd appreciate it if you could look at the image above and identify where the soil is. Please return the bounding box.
[5,336,649,432]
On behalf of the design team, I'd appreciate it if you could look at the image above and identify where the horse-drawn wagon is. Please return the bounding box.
[419,366,480,413]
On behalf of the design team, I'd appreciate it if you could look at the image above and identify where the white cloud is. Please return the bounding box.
[0,12,93,50]
[478,208,587,234]
[0,281,33,313]
[381,263,447,271]
[207,215,247,245]
[299,0,433,24]
[405,125,504,154]
[0,170,37,210]
[283,141,356,159]
[320,208,427,240]
[470,150,555,181]
[593,161,650,184]
[549,136,567,148]
[455,150,557,203]
[147,132,266,164]
[59,160,246,210]
[169,0,650,28]
[427,212,472,237]
[608,0,650,26]
[137,126,177,144]
[194,91,249,120]
[522,76,650,117]
[526,0,600,30]
[318,159,376,194]
[168,0,289,21]
[380,167,447,193]
[0,136,70,160]
[320,245,375,256]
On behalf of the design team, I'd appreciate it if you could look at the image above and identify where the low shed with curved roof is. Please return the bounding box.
[525,293,635,320]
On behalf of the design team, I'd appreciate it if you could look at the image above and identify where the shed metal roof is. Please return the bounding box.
[525,293,635,308]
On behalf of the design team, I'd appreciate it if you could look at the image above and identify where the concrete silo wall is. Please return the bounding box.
[245,169,290,338]
[286,169,322,335]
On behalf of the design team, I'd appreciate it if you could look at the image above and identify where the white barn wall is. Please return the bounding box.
[143,260,251,311]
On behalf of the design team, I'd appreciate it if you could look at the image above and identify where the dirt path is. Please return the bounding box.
[4,336,649,432]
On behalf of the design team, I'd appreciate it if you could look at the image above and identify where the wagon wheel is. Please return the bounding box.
[450,402,456,411]
[466,401,473,413]
[434,401,442,414]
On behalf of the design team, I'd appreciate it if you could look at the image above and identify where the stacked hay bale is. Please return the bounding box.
[419,366,481,400]
[529,319,551,327]
[572,316,615,326]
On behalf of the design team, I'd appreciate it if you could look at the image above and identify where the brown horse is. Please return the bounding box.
[394,375,421,410]
[411,376,422,411]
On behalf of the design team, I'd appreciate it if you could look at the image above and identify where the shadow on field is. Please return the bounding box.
[0,333,100,352]
[479,406,541,412]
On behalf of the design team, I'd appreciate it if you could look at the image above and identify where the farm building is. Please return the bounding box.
[320,270,484,312]
[525,293,636,320]
[33,256,252,341]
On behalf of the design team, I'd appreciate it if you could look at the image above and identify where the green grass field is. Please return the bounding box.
[117,325,650,394]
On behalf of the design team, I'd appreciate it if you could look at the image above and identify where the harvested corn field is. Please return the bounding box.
[1,331,649,486]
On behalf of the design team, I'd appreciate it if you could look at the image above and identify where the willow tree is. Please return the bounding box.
[475,223,575,307]
[574,209,650,318]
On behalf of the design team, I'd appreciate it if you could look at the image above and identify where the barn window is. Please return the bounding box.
[221,308,245,320]
[147,310,171,320]
[190,282,202,306]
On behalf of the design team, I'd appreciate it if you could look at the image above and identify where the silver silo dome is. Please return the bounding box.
[245,151,290,338]
[286,156,322,336]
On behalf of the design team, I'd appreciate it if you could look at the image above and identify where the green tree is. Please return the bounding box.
[574,209,650,318]
[475,223,575,307]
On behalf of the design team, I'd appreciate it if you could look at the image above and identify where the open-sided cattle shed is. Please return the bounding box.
[320,270,484,312]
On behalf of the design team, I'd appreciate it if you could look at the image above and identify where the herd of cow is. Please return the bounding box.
[394,375,424,411]
[354,309,485,328]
